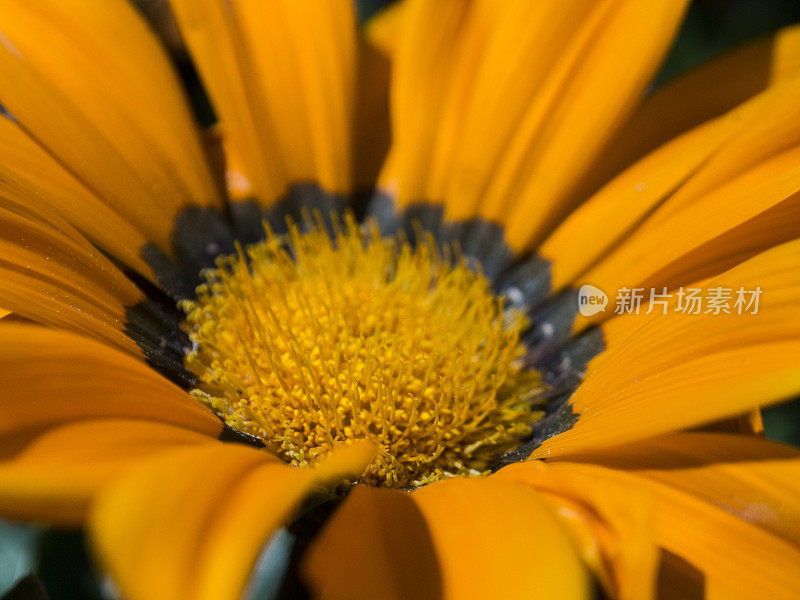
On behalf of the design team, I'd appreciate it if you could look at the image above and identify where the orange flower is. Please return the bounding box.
[1,1,799,598]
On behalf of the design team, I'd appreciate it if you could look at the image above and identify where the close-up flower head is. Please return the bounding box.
[1,0,800,598]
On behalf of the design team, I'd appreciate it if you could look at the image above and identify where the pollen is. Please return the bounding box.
[180,216,545,488]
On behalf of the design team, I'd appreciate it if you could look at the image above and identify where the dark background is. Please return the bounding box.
[1,0,799,597]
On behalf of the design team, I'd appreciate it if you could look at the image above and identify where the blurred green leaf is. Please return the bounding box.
[243,528,296,600]
[0,522,42,597]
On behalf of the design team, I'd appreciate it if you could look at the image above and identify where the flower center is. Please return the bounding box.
[180,217,545,488]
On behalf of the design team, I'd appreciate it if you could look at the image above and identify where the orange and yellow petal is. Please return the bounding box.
[556,432,800,546]
[304,485,442,600]
[171,0,358,204]
[498,458,800,600]
[535,341,800,460]
[0,207,144,353]
[0,324,222,437]
[541,116,732,288]
[572,23,800,203]
[698,408,764,436]
[572,78,800,316]
[0,419,215,527]
[533,239,800,458]
[493,461,657,600]
[493,0,688,250]
[381,0,687,252]
[363,0,406,57]
[306,477,590,600]
[89,441,375,600]
[376,0,471,203]
[545,67,800,299]
[0,0,220,252]
[0,117,153,279]
[599,237,800,353]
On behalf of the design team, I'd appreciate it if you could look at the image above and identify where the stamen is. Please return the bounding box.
[180,216,545,488]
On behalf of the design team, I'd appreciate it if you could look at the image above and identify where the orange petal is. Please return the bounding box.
[0,324,222,437]
[307,476,589,600]
[491,0,688,250]
[376,0,473,203]
[534,341,800,459]
[577,78,800,317]
[89,440,375,600]
[0,207,143,353]
[171,0,358,204]
[381,0,687,252]
[411,477,590,599]
[303,485,442,600]
[553,432,800,547]
[411,478,589,598]
[500,460,800,600]
[0,117,152,278]
[0,0,221,252]
[541,116,732,289]
[698,409,764,436]
[0,419,214,526]
[571,23,800,205]
[363,1,406,57]
[494,461,657,600]
[536,239,800,457]
[426,0,606,218]
[598,237,800,352]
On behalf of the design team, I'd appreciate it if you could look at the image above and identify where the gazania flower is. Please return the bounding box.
[2,0,800,598]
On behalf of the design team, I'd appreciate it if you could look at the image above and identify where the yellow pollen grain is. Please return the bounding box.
[180,216,545,488]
